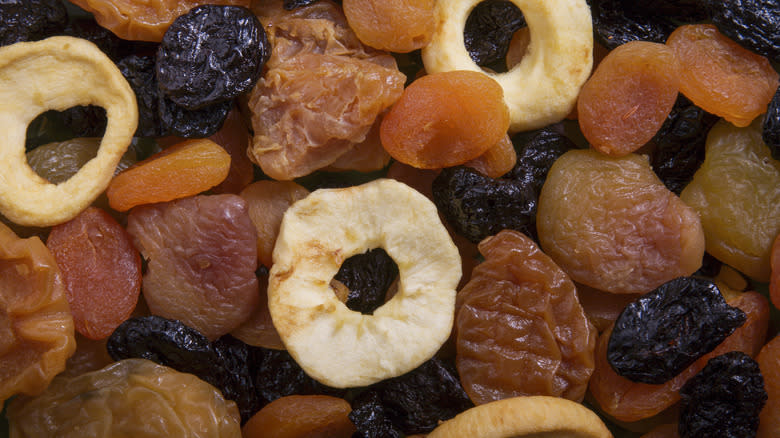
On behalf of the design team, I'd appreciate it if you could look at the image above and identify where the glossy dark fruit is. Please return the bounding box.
[251,347,343,407]
[283,0,319,10]
[764,86,780,160]
[651,95,719,194]
[432,166,537,243]
[212,335,263,423]
[619,0,707,22]
[463,0,525,67]
[679,351,767,438]
[335,248,398,315]
[590,0,676,50]
[0,0,67,46]
[706,0,780,63]
[158,93,232,138]
[607,277,747,384]
[117,55,166,138]
[156,5,268,110]
[505,127,578,196]
[349,391,404,438]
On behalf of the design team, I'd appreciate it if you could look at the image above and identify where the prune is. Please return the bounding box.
[505,127,577,196]
[764,86,780,160]
[693,252,724,278]
[679,351,767,438]
[772,235,780,310]
[156,5,268,110]
[343,0,435,53]
[213,335,264,422]
[590,0,676,50]
[619,0,707,22]
[117,54,166,138]
[607,277,747,384]
[158,93,232,138]
[757,335,780,438]
[463,0,525,67]
[432,166,536,244]
[651,95,719,194]
[334,248,398,315]
[59,105,107,138]
[707,0,780,63]
[252,347,343,406]
[242,395,355,438]
[283,0,319,9]
[0,0,67,47]
[64,17,156,62]
[350,391,404,438]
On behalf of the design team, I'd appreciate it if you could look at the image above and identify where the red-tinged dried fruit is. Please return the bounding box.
[343,0,435,53]
[0,222,75,405]
[680,118,780,282]
[47,207,141,340]
[537,149,705,295]
[126,194,259,340]
[7,359,242,437]
[242,395,355,438]
[757,335,780,438]
[230,269,285,349]
[210,107,255,194]
[456,230,596,405]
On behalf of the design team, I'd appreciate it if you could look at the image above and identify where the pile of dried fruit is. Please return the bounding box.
[0,0,779,437]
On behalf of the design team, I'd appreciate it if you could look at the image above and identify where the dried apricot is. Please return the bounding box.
[380,70,510,169]
[343,0,435,53]
[576,283,642,333]
[325,116,392,173]
[578,41,680,157]
[46,207,141,340]
[106,139,231,212]
[242,395,355,438]
[666,24,779,127]
[61,334,113,378]
[463,133,517,178]
[757,334,780,438]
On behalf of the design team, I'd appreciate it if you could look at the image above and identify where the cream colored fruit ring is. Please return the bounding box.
[0,36,138,227]
[427,396,614,438]
[422,0,593,132]
[269,178,461,388]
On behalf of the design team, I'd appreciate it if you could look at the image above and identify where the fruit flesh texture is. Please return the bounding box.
[342,0,434,53]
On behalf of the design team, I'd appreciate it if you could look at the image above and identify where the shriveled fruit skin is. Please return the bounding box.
[343,0,435,53]
[771,234,780,309]
[7,359,241,437]
[0,222,75,405]
[242,395,355,438]
[537,149,705,295]
[380,70,510,169]
[590,0,676,50]
[765,86,780,160]
[47,207,142,340]
[0,0,68,46]
[209,107,254,194]
[463,0,525,66]
[706,0,780,63]
[757,335,780,438]
[27,137,136,184]
[230,269,285,349]
[456,230,596,405]
[336,248,398,315]
[578,41,680,157]
[666,24,779,128]
[126,194,259,340]
[680,118,780,282]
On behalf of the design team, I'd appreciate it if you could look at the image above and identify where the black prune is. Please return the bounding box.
[619,0,708,23]
[706,0,780,63]
[25,105,107,150]
[0,0,67,47]
[679,351,767,438]
[60,105,107,138]
[158,94,232,138]
[283,0,319,10]
[607,277,747,384]
[334,248,398,315]
[212,335,263,422]
[251,347,343,407]
[763,85,780,160]
[505,127,578,195]
[117,54,166,138]
[156,5,269,110]
[349,391,404,438]
[590,0,676,50]
[463,0,525,67]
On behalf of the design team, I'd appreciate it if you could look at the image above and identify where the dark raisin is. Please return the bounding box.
[251,347,344,407]
[706,0,780,63]
[463,0,525,67]
[283,0,319,10]
[590,0,676,50]
[763,85,780,160]
[0,0,67,47]
[349,391,404,438]
[157,94,232,138]
[156,5,269,110]
[334,248,398,315]
[607,277,747,384]
[117,54,166,138]
[651,95,719,194]
[505,127,578,196]
[679,351,767,438]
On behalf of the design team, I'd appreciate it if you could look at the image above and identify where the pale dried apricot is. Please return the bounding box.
[757,334,780,438]
[343,0,435,53]
[242,395,355,438]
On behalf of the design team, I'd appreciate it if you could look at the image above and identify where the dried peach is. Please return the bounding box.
[757,334,780,438]
[463,134,517,178]
[242,395,355,438]
[343,0,435,53]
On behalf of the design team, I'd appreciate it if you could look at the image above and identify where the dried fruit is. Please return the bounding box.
[350,391,404,438]
[537,149,705,294]
[576,283,641,333]
[757,335,780,438]
[157,94,233,138]
[590,0,676,49]
[117,54,166,138]
[764,86,780,160]
[252,347,344,406]
[706,0,780,63]
[771,234,780,309]
[343,0,435,53]
[505,127,578,196]
[463,134,517,178]
[335,248,399,315]
[242,395,355,438]
[27,138,136,184]
[209,108,255,194]
[229,269,285,349]
[463,0,525,66]
[0,0,67,46]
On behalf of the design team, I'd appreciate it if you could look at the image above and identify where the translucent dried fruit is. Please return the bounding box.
[707,0,780,63]
[242,395,355,438]
[456,230,596,405]
[106,139,231,212]
[576,283,641,333]
[607,277,746,384]
[463,0,525,66]
[7,359,241,437]
[126,194,259,340]
[380,70,509,169]
[764,86,780,160]
[47,207,142,340]
[27,138,136,185]
[590,0,676,50]
[0,222,75,405]
[325,115,392,173]
[666,24,779,127]
[578,41,680,157]
[0,0,67,46]
[343,0,435,53]
[679,351,767,438]
[679,118,780,282]
[463,134,517,179]
[335,248,398,315]
[757,335,780,438]
[537,149,705,295]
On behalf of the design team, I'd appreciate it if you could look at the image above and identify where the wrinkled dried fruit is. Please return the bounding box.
[343,0,435,53]
[335,248,398,315]
[242,395,355,438]
[505,127,578,196]
[117,54,166,138]
[209,108,254,194]
[463,0,525,66]
[590,0,676,50]
[27,138,136,185]
[764,86,780,160]
[757,335,780,438]
[0,0,67,46]
[771,234,780,309]
[463,134,517,179]
[158,95,233,138]
[350,391,404,438]
[707,0,780,63]
[252,347,344,406]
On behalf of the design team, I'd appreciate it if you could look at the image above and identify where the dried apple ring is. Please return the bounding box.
[0,36,137,227]
[269,178,461,388]
[421,0,593,132]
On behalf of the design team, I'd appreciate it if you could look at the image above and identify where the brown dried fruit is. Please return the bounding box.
[242,395,355,438]
[464,134,517,178]
[343,0,435,53]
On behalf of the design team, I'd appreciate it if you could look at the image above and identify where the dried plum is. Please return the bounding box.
[463,0,525,67]
[350,391,404,438]
[764,85,780,160]
[334,248,398,315]
[25,105,107,149]
[607,277,747,384]
[619,0,708,22]
[706,0,780,63]
[64,18,158,62]
[117,55,166,138]
[679,351,767,438]
[283,0,320,10]
[0,0,67,47]
[590,0,676,50]
[251,347,343,407]
[505,127,578,196]
[212,335,263,422]
[156,5,269,110]
[158,93,232,138]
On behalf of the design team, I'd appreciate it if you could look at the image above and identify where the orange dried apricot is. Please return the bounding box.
[106,139,231,212]
[380,70,510,169]
[666,24,779,127]
[578,41,680,156]
[343,0,435,53]
[242,395,355,438]
[463,134,517,178]
[757,334,780,438]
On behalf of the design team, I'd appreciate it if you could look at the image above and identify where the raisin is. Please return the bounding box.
[349,391,404,438]
[590,0,676,50]
[456,230,596,404]
[156,5,268,110]
[757,335,780,438]
[0,0,67,47]
[693,252,724,279]
[283,0,319,10]
[64,17,156,62]
[252,347,343,406]
[706,0,780,63]
[432,166,537,244]
[158,93,233,138]
[764,85,780,161]
[242,395,355,438]
[607,277,747,385]
[343,0,435,53]
[212,335,265,423]
[679,351,767,438]
[117,54,167,138]
[504,127,578,197]
[463,0,525,67]
[334,248,398,315]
